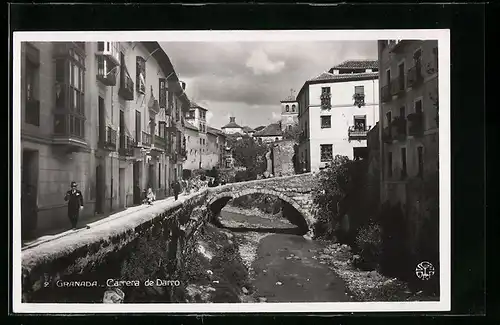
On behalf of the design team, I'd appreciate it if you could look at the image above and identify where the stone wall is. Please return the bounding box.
[272,140,297,177]
[21,191,210,303]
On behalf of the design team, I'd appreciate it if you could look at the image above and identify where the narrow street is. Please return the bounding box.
[219,207,351,302]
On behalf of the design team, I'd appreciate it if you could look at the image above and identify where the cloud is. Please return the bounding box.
[163,41,377,127]
[245,49,285,75]
[271,111,281,122]
[205,111,214,125]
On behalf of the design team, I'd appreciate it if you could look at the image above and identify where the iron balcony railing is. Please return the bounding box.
[96,56,117,87]
[154,135,166,149]
[348,125,370,140]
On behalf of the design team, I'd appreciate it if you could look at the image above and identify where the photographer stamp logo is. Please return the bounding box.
[415,261,435,280]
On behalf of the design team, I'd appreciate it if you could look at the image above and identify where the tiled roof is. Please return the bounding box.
[207,126,224,136]
[184,121,199,131]
[254,123,283,137]
[308,71,379,83]
[221,121,242,129]
[254,126,266,132]
[332,59,379,70]
[190,101,208,111]
[242,126,255,133]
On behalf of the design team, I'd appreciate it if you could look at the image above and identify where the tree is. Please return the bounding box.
[226,134,267,178]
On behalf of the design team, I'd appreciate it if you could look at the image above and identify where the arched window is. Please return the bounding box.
[292,104,296,112]
[285,105,289,112]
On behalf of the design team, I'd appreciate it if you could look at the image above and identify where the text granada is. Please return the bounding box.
[56,280,98,288]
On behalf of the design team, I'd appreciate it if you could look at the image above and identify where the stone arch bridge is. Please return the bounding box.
[205,173,318,234]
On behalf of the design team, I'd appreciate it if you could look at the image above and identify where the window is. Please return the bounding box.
[417,146,424,178]
[387,152,393,178]
[286,105,290,112]
[200,138,202,145]
[386,69,391,85]
[321,115,331,129]
[415,99,423,114]
[159,78,167,108]
[135,110,141,141]
[53,45,85,138]
[398,62,405,90]
[354,115,366,131]
[25,55,39,126]
[413,49,422,67]
[203,139,205,145]
[158,163,161,189]
[386,111,392,126]
[353,147,368,161]
[320,144,333,162]
[188,110,195,119]
[401,147,407,179]
[136,56,146,94]
[355,86,364,94]
[321,87,331,109]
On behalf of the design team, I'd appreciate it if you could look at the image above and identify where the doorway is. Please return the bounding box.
[133,161,141,204]
[95,164,104,214]
[21,149,38,239]
[148,164,155,189]
[119,168,125,208]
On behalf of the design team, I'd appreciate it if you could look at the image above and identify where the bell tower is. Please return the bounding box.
[280,89,299,132]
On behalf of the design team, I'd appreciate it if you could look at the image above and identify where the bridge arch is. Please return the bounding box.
[207,188,314,232]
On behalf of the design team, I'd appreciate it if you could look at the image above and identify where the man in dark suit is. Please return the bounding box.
[64,181,84,229]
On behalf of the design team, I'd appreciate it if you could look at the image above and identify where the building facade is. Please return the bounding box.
[20,41,189,239]
[183,121,200,171]
[377,40,439,209]
[297,60,380,172]
[253,123,284,144]
[221,117,243,135]
[206,127,225,169]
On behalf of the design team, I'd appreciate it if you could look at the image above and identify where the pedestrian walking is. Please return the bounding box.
[64,181,84,230]
[171,180,181,201]
[145,187,155,205]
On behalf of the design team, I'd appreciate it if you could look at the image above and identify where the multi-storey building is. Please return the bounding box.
[221,117,243,135]
[297,60,380,172]
[20,41,189,239]
[377,40,439,245]
[183,121,201,171]
[206,126,225,169]
[185,102,208,169]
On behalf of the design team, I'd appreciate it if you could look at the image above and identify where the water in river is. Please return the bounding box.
[219,207,351,303]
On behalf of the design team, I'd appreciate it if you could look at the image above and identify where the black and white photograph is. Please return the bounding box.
[13,30,450,313]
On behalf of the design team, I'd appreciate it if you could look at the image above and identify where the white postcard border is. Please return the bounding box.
[12,29,451,313]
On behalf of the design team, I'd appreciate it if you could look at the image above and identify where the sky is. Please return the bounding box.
[161,41,377,130]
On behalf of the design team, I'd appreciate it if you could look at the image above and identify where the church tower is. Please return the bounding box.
[280,89,299,132]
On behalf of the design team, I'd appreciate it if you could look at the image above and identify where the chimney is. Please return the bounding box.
[230,117,236,123]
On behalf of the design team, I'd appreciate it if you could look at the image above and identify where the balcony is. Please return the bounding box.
[407,65,424,88]
[348,125,369,141]
[25,99,40,126]
[390,116,407,141]
[119,134,135,156]
[142,131,152,147]
[96,56,117,87]
[390,77,405,97]
[96,42,120,66]
[382,126,393,144]
[153,135,166,151]
[53,111,88,150]
[299,131,308,143]
[381,84,392,102]
[180,148,187,160]
[99,126,117,151]
[118,70,134,101]
[408,112,424,137]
